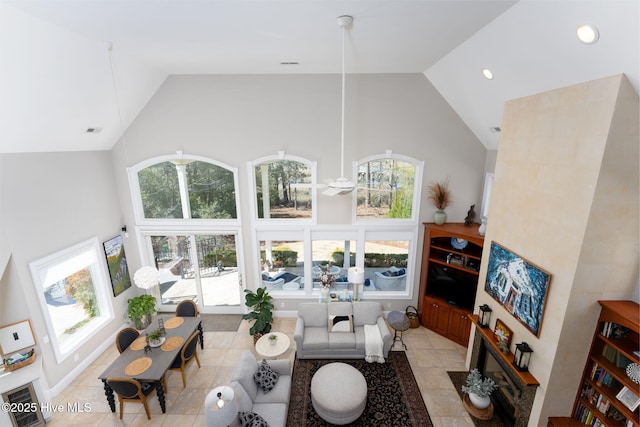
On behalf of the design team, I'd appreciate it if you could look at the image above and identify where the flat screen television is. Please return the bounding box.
[427,266,476,311]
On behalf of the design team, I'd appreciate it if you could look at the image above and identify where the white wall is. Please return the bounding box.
[473,74,639,427]
[0,151,132,388]
[0,73,489,391]
[111,73,489,310]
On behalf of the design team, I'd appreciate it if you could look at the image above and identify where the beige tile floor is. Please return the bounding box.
[45,318,475,427]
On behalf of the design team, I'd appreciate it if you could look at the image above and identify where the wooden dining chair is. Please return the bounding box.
[168,330,201,388]
[115,327,140,353]
[175,299,203,349]
[106,377,156,420]
[175,299,198,317]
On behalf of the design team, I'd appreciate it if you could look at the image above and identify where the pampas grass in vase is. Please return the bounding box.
[427,180,451,225]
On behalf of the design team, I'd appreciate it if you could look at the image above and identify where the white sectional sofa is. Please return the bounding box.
[293,301,392,359]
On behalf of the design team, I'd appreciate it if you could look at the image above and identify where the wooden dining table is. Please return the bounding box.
[98,316,202,413]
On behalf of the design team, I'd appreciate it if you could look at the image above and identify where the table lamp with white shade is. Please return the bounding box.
[206,386,238,427]
[348,267,365,300]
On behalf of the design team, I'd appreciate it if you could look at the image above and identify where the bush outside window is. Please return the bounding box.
[356,155,422,221]
[29,237,114,363]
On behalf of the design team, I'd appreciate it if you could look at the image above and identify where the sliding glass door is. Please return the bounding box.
[146,232,243,314]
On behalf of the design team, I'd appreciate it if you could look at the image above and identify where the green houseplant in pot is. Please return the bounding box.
[461,368,498,409]
[127,294,158,330]
[147,328,164,346]
[242,287,273,344]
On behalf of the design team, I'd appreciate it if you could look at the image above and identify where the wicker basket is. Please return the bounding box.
[3,349,36,372]
[406,306,420,328]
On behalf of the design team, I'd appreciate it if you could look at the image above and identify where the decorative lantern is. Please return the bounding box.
[513,342,533,371]
[478,304,492,328]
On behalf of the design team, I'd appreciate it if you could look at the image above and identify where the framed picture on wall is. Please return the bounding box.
[0,320,36,356]
[484,241,552,337]
[103,235,131,297]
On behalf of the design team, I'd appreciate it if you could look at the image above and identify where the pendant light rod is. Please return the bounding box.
[337,15,352,180]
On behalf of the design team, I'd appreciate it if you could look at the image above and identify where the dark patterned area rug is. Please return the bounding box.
[448,371,506,427]
[287,351,432,427]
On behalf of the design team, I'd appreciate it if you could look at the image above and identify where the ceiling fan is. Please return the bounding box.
[322,15,356,196]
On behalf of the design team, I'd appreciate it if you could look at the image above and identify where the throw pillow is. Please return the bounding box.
[253,359,279,393]
[328,315,353,332]
[239,411,270,427]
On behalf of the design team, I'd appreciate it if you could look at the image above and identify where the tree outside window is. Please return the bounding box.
[138,160,236,219]
[357,158,416,220]
[255,160,312,219]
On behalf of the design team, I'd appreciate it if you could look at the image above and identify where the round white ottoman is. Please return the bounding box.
[311,362,367,425]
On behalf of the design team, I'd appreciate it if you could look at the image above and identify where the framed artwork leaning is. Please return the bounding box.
[484,241,551,337]
[493,318,513,349]
[103,235,131,297]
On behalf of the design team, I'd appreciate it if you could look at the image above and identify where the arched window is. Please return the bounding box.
[251,153,315,221]
[130,155,239,222]
[356,151,423,222]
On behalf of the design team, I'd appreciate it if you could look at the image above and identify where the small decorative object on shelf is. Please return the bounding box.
[464,204,476,226]
[512,342,533,371]
[427,179,451,225]
[268,334,278,345]
[626,362,640,384]
[478,304,492,328]
[2,348,36,372]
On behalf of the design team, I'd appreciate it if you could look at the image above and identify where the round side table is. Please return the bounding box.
[255,332,290,359]
[387,311,410,350]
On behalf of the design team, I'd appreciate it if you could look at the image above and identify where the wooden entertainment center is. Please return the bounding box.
[418,222,485,347]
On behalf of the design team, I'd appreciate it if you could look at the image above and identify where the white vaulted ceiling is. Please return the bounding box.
[0,0,637,153]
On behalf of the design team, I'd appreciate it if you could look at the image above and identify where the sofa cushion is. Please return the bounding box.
[252,403,288,427]
[298,303,328,327]
[253,374,291,404]
[329,315,353,332]
[239,411,270,427]
[353,301,382,326]
[303,327,329,350]
[254,359,280,393]
[231,350,259,400]
[328,302,354,332]
[354,326,366,350]
[229,381,254,413]
[329,332,356,349]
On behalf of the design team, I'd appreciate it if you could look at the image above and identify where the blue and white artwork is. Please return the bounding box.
[484,242,551,337]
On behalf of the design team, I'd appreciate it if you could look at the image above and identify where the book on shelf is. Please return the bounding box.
[601,322,631,339]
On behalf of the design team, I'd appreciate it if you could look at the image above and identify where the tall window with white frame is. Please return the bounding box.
[29,237,114,363]
[129,155,243,312]
[356,154,421,221]
[254,158,313,220]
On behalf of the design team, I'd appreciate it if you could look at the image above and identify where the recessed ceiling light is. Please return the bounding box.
[577,24,599,44]
[482,68,494,80]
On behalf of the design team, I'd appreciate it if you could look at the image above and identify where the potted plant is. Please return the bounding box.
[127,294,158,330]
[427,179,451,225]
[461,368,498,409]
[242,287,273,344]
[268,334,278,346]
[147,328,164,346]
